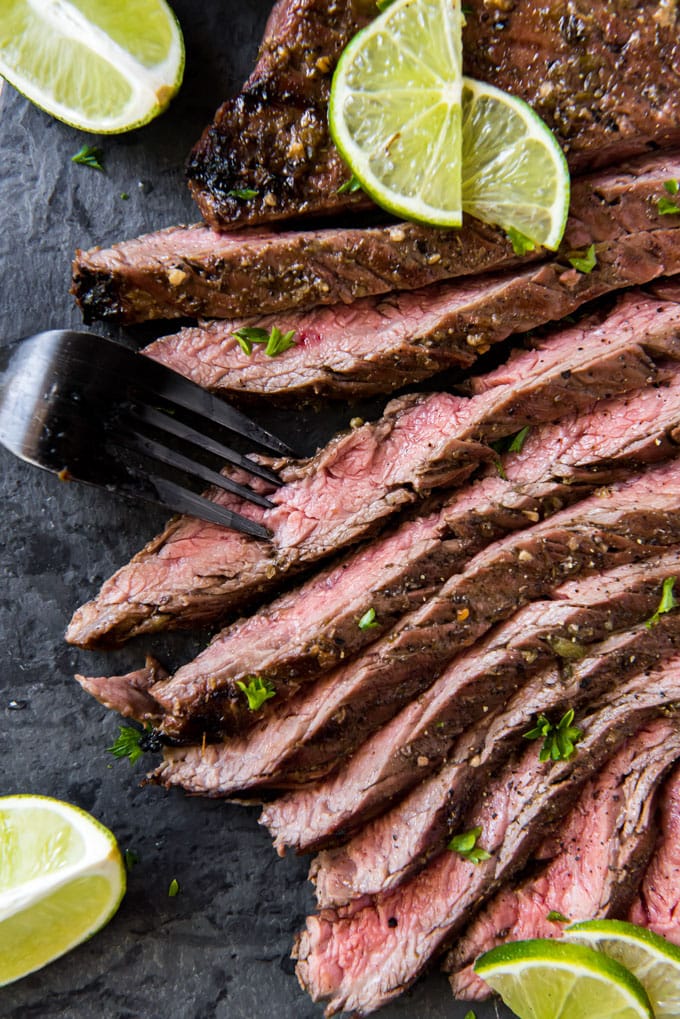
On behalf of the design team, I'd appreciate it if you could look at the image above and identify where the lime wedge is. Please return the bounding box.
[567,919,680,1019]
[461,78,570,250]
[329,0,465,227]
[474,939,654,1019]
[0,795,126,985]
[0,0,184,133]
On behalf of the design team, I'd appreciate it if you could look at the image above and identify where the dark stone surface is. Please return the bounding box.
[0,3,508,1016]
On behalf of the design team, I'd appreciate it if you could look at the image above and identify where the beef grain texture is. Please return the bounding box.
[188,0,680,231]
[151,459,680,798]
[447,720,680,1001]
[66,392,488,648]
[629,762,680,944]
[147,153,680,401]
[294,656,680,1017]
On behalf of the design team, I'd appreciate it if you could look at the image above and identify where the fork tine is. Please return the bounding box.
[131,405,283,487]
[113,431,276,509]
[139,475,272,540]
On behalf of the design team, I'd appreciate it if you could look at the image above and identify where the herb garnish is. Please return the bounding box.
[567,243,597,274]
[524,709,582,762]
[120,192,129,200]
[658,196,680,216]
[232,325,297,357]
[71,144,104,171]
[645,576,677,629]
[492,426,531,477]
[664,179,679,195]
[168,878,180,897]
[337,173,363,194]
[123,849,139,872]
[107,724,160,764]
[226,188,259,200]
[506,227,536,256]
[463,1012,477,1019]
[236,675,276,711]
[547,910,571,924]
[448,826,491,864]
[358,607,379,630]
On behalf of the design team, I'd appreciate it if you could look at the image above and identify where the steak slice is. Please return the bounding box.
[68,300,680,650]
[65,392,488,649]
[188,0,680,231]
[629,763,680,944]
[294,655,680,1017]
[264,554,680,855]
[447,722,680,1001]
[76,657,168,722]
[135,373,680,740]
[151,459,680,797]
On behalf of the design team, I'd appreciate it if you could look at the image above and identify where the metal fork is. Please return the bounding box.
[0,330,297,540]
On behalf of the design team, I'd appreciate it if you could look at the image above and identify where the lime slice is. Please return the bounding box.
[329,0,465,227]
[461,78,570,250]
[0,794,126,986]
[0,0,184,133]
[474,939,654,1019]
[567,919,680,1019]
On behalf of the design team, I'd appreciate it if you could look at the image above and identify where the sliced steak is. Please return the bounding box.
[264,554,680,855]
[447,720,680,1001]
[73,150,678,326]
[188,0,680,231]
[294,655,680,1017]
[629,763,680,944]
[151,459,680,797]
[76,657,168,722]
[65,393,488,649]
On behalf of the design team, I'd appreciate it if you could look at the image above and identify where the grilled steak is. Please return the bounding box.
[73,150,678,327]
[151,459,680,798]
[294,655,680,1017]
[264,555,680,855]
[132,374,680,739]
[188,0,680,231]
[65,392,488,649]
[629,763,680,944]
[69,300,680,650]
[447,721,680,1001]
[76,657,167,722]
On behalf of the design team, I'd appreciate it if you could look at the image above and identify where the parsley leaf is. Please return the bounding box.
[123,849,139,872]
[547,910,571,924]
[658,196,680,216]
[236,675,276,711]
[448,826,491,864]
[507,425,531,454]
[108,725,145,764]
[524,709,582,762]
[664,179,679,195]
[506,227,536,256]
[232,325,296,357]
[337,174,363,195]
[232,327,269,355]
[264,326,297,357]
[464,1012,477,1019]
[168,878,180,897]
[226,188,259,200]
[567,243,597,274]
[491,426,531,477]
[71,145,104,171]
[645,576,678,629]
[358,607,379,630]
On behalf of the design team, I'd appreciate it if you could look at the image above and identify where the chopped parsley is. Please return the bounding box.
[658,196,680,216]
[337,173,363,194]
[492,426,531,478]
[108,725,146,764]
[71,144,104,171]
[645,576,678,629]
[567,243,597,274]
[168,878,180,897]
[524,708,582,762]
[358,607,379,630]
[547,910,571,924]
[664,179,679,195]
[123,849,139,872]
[226,188,259,200]
[506,227,536,256]
[448,826,491,864]
[232,325,297,357]
[463,1012,477,1019]
[120,192,129,200]
[236,675,276,711]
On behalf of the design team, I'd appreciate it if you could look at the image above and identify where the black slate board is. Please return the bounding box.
[0,4,511,1017]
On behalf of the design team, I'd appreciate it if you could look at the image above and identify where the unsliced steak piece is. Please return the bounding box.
[447,720,680,1001]
[629,763,680,944]
[188,0,680,231]
[151,459,680,797]
[294,655,680,1017]
[65,393,488,649]
[73,151,678,327]
[264,554,680,855]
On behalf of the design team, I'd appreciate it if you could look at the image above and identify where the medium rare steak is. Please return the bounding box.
[294,655,680,1017]
[151,460,680,797]
[264,555,680,855]
[188,0,680,231]
[629,763,680,944]
[448,719,680,1001]
[73,151,678,326]
[66,393,488,649]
